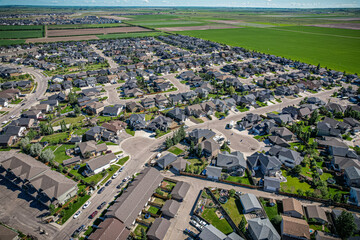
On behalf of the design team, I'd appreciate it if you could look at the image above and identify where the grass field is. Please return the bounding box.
[0,25,43,31]
[0,30,43,39]
[96,31,166,39]
[47,23,126,29]
[175,26,360,73]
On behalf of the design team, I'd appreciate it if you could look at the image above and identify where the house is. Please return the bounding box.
[282,198,304,218]
[345,166,360,187]
[263,177,281,192]
[154,95,169,109]
[171,181,190,201]
[305,205,328,224]
[188,129,216,144]
[128,114,146,130]
[276,148,304,168]
[103,105,123,116]
[84,126,106,141]
[22,110,42,119]
[77,140,107,158]
[167,108,187,122]
[161,200,180,218]
[85,102,104,115]
[205,166,222,180]
[216,151,246,172]
[156,153,177,169]
[87,218,130,240]
[247,152,282,177]
[268,136,290,148]
[106,168,163,227]
[201,139,220,158]
[185,104,205,118]
[281,216,310,240]
[239,193,262,213]
[62,156,81,167]
[269,127,295,141]
[147,218,170,240]
[141,98,156,108]
[239,113,262,129]
[198,224,227,240]
[147,116,172,132]
[350,187,360,206]
[171,158,190,172]
[0,98,8,108]
[315,231,341,240]
[3,126,26,137]
[84,153,117,175]
[0,135,17,146]
[102,121,126,136]
[247,218,280,240]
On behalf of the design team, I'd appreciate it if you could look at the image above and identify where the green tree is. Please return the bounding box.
[27,129,38,140]
[271,215,283,227]
[40,149,55,163]
[239,216,246,233]
[29,143,43,157]
[335,211,356,239]
[49,204,56,215]
[196,144,202,158]
[140,228,147,240]
[291,165,302,176]
[20,137,30,152]
[74,104,81,115]
[229,189,236,197]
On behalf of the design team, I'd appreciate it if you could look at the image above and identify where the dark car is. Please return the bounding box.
[78,225,86,232]
[116,182,124,189]
[89,211,98,219]
[184,229,197,238]
[98,187,105,194]
[97,201,106,210]
[105,180,112,186]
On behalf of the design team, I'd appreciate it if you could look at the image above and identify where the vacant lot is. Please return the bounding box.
[176,26,360,73]
[47,26,151,37]
[158,25,240,31]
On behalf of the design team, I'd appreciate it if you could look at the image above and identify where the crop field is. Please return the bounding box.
[47,26,151,37]
[175,26,360,74]
[0,30,44,39]
[96,31,166,39]
[0,25,43,31]
[47,23,127,29]
[158,25,240,31]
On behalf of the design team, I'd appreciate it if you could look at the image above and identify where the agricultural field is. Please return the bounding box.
[47,23,127,29]
[47,26,151,37]
[96,31,166,39]
[175,26,360,73]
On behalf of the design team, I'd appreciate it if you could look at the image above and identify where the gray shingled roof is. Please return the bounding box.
[239,193,262,213]
[171,181,190,201]
[248,218,280,240]
[161,199,180,218]
[198,224,227,240]
[156,153,177,169]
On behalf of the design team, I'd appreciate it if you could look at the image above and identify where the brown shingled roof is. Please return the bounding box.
[282,198,304,216]
[88,218,129,240]
[281,215,310,239]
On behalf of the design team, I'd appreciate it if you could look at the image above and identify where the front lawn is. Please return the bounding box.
[10,98,23,104]
[189,116,204,123]
[202,207,233,235]
[215,111,227,119]
[125,127,135,136]
[168,146,184,155]
[100,165,121,185]
[117,156,129,165]
[59,194,91,224]
[256,101,268,107]
[155,129,171,138]
[236,106,249,112]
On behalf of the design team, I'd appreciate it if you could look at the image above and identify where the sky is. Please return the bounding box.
[0,0,359,8]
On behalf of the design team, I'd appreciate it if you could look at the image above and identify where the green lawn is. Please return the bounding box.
[0,30,43,39]
[202,207,233,235]
[73,128,89,136]
[10,99,23,104]
[48,23,126,29]
[60,105,73,114]
[155,129,171,138]
[117,156,129,165]
[168,146,184,155]
[69,164,104,185]
[145,113,154,121]
[215,111,227,119]
[53,144,74,164]
[133,224,148,238]
[219,196,245,226]
[189,116,204,123]
[261,199,279,221]
[52,116,85,127]
[148,206,159,215]
[281,170,313,193]
[40,132,69,143]
[256,101,268,107]
[176,26,360,74]
[60,194,91,224]
[125,127,135,136]
[100,165,121,185]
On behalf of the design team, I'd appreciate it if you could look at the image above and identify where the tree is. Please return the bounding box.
[291,165,301,176]
[74,104,81,116]
[20,137,30,152]
[185,163,189,172]
[196,144,202,158]
[229,189,236,197]
[335,211,356,239]
[49,204,56,215]
[40,149,55,163]
[309,110,318,125]
[30,143,43,157]
[140,228,147,240]
[271,215,283,227]
[228,86,235,95]
[60,120,67,132]
[27,129,38,140]
[239,216,246,233]
[333,193,342,203]
[58,164,64,173]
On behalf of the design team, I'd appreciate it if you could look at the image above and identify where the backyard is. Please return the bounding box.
[167,146,184,155]
[202,207,233,235]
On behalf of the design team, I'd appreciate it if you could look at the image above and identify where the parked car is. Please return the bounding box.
[184,228,197,238]
[219,116,225,120]
[73,210,82,219]
[116,183,124,189]
[77,225,86,232]
[83,201,91,209]
[118,166,124,172]
[105,180,112,186]
[97,201,106,210]
[112,172,118,179]
[98,187,105,194]
[89,211,98,219]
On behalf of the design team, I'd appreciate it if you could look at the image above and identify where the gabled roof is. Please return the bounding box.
[0,225,18,240]
[345,166,360,180]
[282,198,303,216]
[216,151,246,169]
[239,193,262,212]
[86,153,116,172]
[88,218,129,240]
[189,128,216,141]
[147,218,171,240]
[171,181,190,200]
[156,153,177,168]
[161,199,180,218]
[198,224,227,240]
[248,218,280,240]
[305,205,328,223]
[205,166,222,178]
[281,215,310,239]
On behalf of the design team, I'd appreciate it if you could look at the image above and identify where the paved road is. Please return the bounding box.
[90,45,118,69]
[0,65,48,125]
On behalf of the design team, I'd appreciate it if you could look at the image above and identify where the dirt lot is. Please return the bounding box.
[26,35,100,43]
[157,25,240,32]
[47,26,151,37]
[309,23,360,30]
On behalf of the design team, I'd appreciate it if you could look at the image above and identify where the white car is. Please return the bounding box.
[73,210,82,219]
[2,121,8,125]
[10,115,16,119]
[83,201,91,209]
[112,172,119,179]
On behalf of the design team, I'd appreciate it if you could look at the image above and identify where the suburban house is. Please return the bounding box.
[77,141,108,158]
[128,114,147,130]
[247,218,280,240]
[147,218,171,240]
[263,177,281,192]
[282,198,304,218]
[305,205,328,224]
[344,166,360,187]
[188,128,216,144]
[216,151,246,173]
[102,120,127,136]
[247,152,282,177]
[349,187,360,206]
[147,116,173,132]
[201,139,220,158]
[156,153,177,170]
[84,153,117,175]
[281,216,310,240]
[171,181,190,201]
[205,166,222,180]
[161,200,180,218]
[239,193,262,213]
[167,108,187,122]
[102,104,123,116]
